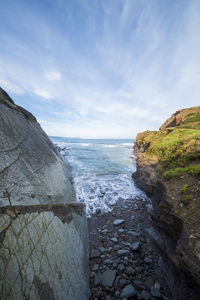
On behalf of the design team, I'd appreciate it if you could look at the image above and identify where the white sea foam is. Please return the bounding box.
[53,139,147,217]
[102,144,118,148]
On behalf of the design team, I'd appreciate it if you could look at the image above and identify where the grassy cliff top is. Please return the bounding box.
[0,87,36,121]
[135,106,200,179]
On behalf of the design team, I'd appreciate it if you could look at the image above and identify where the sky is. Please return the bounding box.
[0,0,200,138]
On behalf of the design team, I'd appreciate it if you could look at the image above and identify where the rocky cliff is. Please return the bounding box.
[133,106,200,299]
[0,87,89,299]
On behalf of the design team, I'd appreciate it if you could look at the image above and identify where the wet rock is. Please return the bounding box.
[117,249,129,256]
[145,276,154,289]
[119,278,128,288]
[120,284,136,298]
[104,259,113,264]
[127,230,139,237]
[111,237,118,243]
[90,249,100,258]
[118,264,125,271]
[92,264,99,271]
[118,229,125,233]
[95,208,101,214]
[130,242,140,251]
[113,219,125,226]
[102,269,116,287]
[151,286,161,298]
[94,273,102,286]
[125,266,135,276]
[144,257,152,264]
[122,241,131,247]
[134,280,145,289]
[113,245,121,251]
[141,290,150,300]
[99,247,106,253]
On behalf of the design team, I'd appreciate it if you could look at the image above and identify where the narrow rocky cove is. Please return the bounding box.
[88,196,171,299]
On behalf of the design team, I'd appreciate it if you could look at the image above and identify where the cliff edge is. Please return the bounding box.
[0,87,89,300]
[133,106,200,299]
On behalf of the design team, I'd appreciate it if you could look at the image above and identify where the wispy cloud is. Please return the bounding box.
[0,0,199,138]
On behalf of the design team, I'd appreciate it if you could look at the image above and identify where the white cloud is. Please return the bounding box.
[0,79,24,95]
[44,71,61,81]
[34,89,54,99]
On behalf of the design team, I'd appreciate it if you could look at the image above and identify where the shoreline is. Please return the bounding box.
[88,196,171,299]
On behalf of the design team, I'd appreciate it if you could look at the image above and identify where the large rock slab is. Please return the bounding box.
[0,203,89,300]
[0,87,75,206]
[0,88,89,300]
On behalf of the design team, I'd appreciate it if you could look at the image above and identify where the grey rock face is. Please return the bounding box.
[0,204,89,300]
[0,89,89,300]
[0,89,75,206]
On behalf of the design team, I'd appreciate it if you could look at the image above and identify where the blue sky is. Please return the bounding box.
[0,0,200,138]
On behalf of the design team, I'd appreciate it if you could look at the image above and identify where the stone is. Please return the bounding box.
[111,237,118,243]
[151,286,161,298]
[102,270,116,287]
[118,264,125,271]
[127,231,139,237]
[120,284,136,298]
[141,290,150,300]
[113,219,125,226]
[145,276,154,289]
[113,245,121,251]
[118,229,125,233]
[104,259,113,264]
[144,257,152,264]
[130,242,140,251]
[119,278,128,288]
[90,249,100,258]
[94,273,102,286]
[92,264,99,271]
[99,247,106,253]
[125,266,135,276]
[117,249,129,256]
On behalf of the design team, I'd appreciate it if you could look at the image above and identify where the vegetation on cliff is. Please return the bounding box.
[0,87,36,121]
[133,106,200,298]
[134,106,200,179]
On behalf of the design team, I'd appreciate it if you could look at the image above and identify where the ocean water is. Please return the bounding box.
[51,137,147,216]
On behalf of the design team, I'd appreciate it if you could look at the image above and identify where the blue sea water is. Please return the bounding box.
[51,137,147,216]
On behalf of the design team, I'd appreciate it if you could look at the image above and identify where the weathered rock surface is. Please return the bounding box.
[0,87,75,206]
[0,88,89,300]
[133,106,200,299]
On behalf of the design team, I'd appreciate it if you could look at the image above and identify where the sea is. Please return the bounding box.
[50,137,147,217]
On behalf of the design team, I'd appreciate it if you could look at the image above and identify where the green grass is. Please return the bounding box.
[163,164,200,179]
[180,184,188,194]
[135,108,200,178]
[181,194,193,205]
